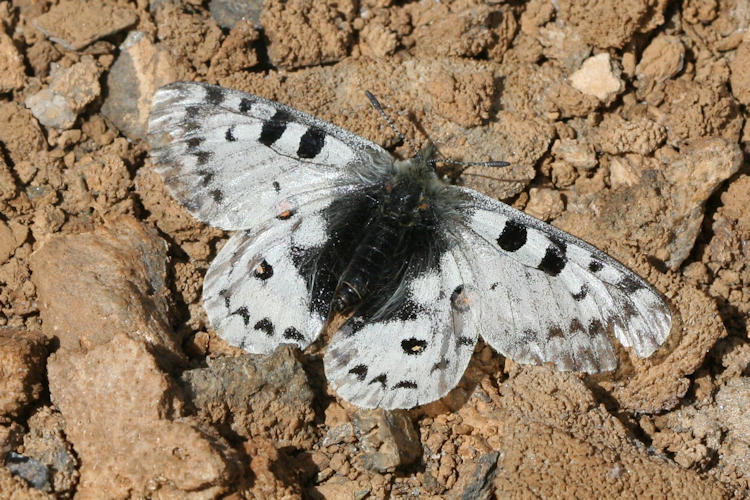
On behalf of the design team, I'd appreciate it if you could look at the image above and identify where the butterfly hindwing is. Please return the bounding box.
[453,188,671,373]
[147,82,392,231]
[324,249,480,410]
[202,211,331,353]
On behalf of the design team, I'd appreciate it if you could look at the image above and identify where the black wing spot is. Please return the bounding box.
[344,316,366,337]
[497,220,527,252]
[369,373,387,388]
[259,110,289,147]
[194,150,212,166]
[547,326,565,339]
[231,306,250,326]
[572,284,588,301]
[272,181,281,192]
[185,105,200,119]
[254,318,274,336]
[205,86,225,106]
[219,288,231,309]
[569,318,585,334]
[297,127,326,159]
[588,319,605,337]
[430,358,449,373]
[349,364,368,381]
[283,327,305,342]
[396,300,420,321]
[401,338,427,355]
[538,239,567,276]
[253,259,274,280]
[619,275,645,293]
[225,126,237,142]
[210,189,223,203]
[239,98,252,113]
[457,336,474,347]
[197,169,214,187]
[393,380,418,389]
[588,259,603,273]
[186,137,203,149]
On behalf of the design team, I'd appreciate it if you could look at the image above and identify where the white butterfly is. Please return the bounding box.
[147,82,672,410]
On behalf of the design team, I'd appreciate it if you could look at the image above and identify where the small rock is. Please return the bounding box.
[594,114,666,156]
[448,451,500,500]
[551,139,597,170]
[0,328,48,420]
[24,56,102,129]
[29,216,183,361]
[569,53,624,102]
[5,452,51,492]
[0,29,25,92]
[352,409,422,473]
[208,19,260,80]
[261,0,353,69]
[635,34,685,84]
[32,0,137,51]
[714,378,750,439]
[729,40,750,105]
[663,138,743,269]
[22,407,79,497]
[101,32,179,140]
[0,102,47,165]
[48,333,239,497]
[525,187,564,221]
[180,345,317,447]
[209,0,265,29]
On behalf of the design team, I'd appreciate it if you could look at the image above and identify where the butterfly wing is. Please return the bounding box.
[147,82,392,231]
[202,209,333,353]
[452,187,672,373]
[324,249,480,410]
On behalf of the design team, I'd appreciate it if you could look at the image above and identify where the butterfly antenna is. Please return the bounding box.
[365,90,418,155]
[438,156,511,176]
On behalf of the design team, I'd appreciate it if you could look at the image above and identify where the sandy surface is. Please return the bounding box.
[0,0,748,498]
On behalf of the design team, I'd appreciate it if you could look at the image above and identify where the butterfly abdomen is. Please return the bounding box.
[331,178,442,315]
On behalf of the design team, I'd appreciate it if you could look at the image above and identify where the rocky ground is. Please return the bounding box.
[0,0,748,498]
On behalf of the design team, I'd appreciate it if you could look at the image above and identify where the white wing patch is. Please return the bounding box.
[324,251,479,410]
[455,188,671,373]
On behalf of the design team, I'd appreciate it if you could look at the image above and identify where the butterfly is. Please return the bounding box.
[147,82,672,410]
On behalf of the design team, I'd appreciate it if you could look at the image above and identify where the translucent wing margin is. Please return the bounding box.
[454,188,672,373]
[324,250,479,409]
[147,82,392,230]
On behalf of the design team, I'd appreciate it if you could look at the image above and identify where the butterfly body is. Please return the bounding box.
[148,82,672,409]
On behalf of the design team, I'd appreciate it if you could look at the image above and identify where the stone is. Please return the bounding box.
[32,0,137,51]
[101,32,179,140]
[261,0,353,69]
[5,452,51,492]
[447,451,500,500]
[29,216,183,362]
[352,409,422,473]
[47,333,239,497]
[180,345,317,448]
[0,329,48,420]
[569,53,624,102]
[0,29,25,92]
[24,57,102,130]
[209,0,265,29]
